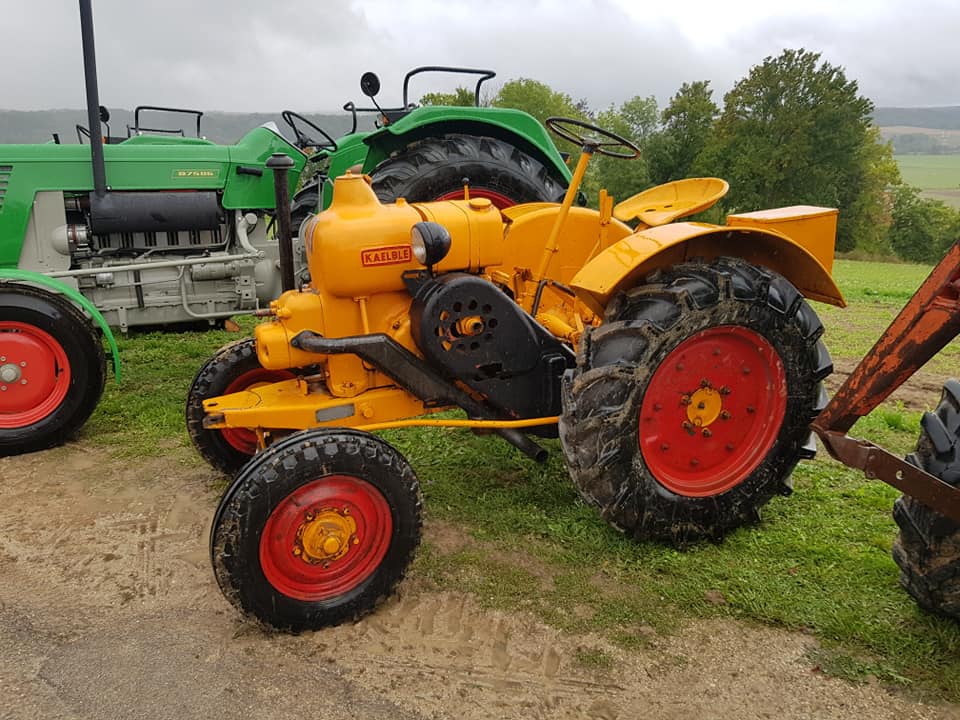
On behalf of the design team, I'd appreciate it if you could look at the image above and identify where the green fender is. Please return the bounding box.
[0,270,121,382]
[358,106,573,182]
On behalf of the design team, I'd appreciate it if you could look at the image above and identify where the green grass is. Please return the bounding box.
[80,259,960,701]
[895,154,960,209]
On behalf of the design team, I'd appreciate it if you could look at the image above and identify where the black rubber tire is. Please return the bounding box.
[559,258,832,545]
[892,380,960,620]
[0,284,106,456]
[369,134,566,206]
[290,186,319,235]
[186,338,295,476]
[210,428,422,632]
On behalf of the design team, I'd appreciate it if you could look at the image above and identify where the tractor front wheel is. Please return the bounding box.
[185,338,296,476]
[559,258,831,544]
[210,428,422,631]
[892,380,960,620]
[370,134,566,208]
[0,285,106,456]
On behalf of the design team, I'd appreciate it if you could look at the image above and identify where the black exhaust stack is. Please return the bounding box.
[79,0,107,197]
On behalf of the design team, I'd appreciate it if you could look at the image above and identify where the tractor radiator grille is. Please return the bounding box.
[94,226,223,252]
[0,165,11,212]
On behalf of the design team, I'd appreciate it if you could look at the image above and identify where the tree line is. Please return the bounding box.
[423,48,960,264]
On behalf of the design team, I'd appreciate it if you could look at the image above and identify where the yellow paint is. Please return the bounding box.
[726,205,839,273]
[570,220,845,316]
[297,509,357,564]
[614,178,729,226]
[203,382,441,431]
[687,387,722,428]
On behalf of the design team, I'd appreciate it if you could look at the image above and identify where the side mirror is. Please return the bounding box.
[98,105,110,123]
[360,72,381,98]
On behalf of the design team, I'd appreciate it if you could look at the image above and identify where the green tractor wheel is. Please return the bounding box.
[370,134,566,208]
[892,380,960,619]
[0,285,106,456]
[559,258,832,544]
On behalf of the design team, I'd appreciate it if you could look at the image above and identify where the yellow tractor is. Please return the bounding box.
[189,118,845,631]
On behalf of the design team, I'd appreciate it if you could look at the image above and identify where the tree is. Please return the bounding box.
[645,81,718,185]
[419,87,479,107]
[888,185,960,263]
[492,78,585,125]
[699,49,875,251]
[592,95,658,202]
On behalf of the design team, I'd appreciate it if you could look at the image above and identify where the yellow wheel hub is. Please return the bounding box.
[294,508,358,565]
[686,387,723,428]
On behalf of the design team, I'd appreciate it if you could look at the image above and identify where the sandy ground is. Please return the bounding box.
[0,443,957,720]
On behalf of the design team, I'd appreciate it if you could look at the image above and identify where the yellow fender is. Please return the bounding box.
[571,217,846,316]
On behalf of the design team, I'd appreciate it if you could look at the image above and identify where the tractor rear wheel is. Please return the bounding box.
[369,134,566,208]
[185,338,296,476]
[559,258,831,544]
[0,285,105,456]
[210,428,422,631]
[892,380,960,620]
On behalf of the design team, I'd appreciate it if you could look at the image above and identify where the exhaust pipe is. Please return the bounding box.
[78,0,106,198]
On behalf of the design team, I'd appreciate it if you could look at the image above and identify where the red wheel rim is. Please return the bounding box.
[220,368,294,454]
[0,322,71,429]
[259,475,393,601]
[638,326,787,497]
[434,188,518,209]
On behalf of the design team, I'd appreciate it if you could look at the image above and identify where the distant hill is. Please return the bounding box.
[0,107,375,145]
[871,106,960,130]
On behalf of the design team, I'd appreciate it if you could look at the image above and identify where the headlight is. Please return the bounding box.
[410,221,451,267]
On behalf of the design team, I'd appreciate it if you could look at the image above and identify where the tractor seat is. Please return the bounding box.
[614,177,729,227]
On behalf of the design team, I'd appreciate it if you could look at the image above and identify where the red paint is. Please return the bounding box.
[259,475,392,601]
[360,245,413,267]
[639,326,787,497]
[0,322,71,428]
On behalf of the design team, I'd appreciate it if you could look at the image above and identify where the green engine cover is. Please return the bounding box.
[0,126,305,268]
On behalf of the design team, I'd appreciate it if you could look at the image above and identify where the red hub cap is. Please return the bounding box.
[0,322,71,429]
[220,368,294,454]
[434,188,518,209]
[639,326,787,497]
[259,475,392,601]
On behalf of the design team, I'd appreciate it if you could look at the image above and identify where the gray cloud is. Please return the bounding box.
[0,0,956,114]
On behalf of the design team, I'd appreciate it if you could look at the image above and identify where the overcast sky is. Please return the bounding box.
[1,0,958,113]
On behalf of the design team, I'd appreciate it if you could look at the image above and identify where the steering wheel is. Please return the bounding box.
[545,116,640,159]
[281,111,338,153]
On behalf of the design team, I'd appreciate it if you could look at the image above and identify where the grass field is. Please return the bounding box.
[895,153,960,209]
[81,258,960,701]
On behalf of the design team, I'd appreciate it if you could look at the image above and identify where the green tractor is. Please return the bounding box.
[0,1,572,457]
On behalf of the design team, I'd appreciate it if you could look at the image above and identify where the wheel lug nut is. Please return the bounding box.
[293,547,302,556]
[700,378,711,388]
[720,386,730,395]
[680,395,691,406]
[720,411,731,420]
[702,428,712,438]
[681,421,695,434]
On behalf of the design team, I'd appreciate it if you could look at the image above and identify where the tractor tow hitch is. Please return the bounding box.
[813,428,960,523]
